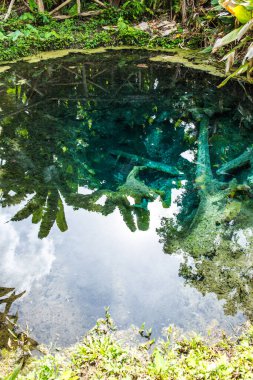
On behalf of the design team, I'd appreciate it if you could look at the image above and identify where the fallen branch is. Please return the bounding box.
[92,0,107,8]
[4,0,15,21]
[49,0,72,15]
[53,10,104,19]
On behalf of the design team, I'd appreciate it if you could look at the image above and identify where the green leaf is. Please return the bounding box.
[243,42,253,62]
[212,26,243,51]
[32,207,43,224]
[153,351,167,372]
[56,196,68,233]
[217,62,249,87]
[39,190,59,239]
[0,32,6,41]
[4,362,22,380]
[19,12,35,21]
[12,193,46,222]
[8,30,23,42]
[28,0,37,11]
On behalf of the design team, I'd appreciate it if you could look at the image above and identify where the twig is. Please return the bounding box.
[92,0,107,8]
[21,0,31,11]
[52,10,103,19]
[4,0,15,21]
[49,0,72,15]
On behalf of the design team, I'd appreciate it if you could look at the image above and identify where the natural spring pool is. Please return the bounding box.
[1,50,253,347]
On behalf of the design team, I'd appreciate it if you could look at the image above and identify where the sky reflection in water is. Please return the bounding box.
[0,197,244,346]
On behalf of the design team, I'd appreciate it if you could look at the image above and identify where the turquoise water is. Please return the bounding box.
[0,51,253,346]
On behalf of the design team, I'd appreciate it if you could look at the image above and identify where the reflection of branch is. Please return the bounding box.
[111,150,181,176]
[217,147,253,175]
[87,79,108,93]
[16,74,44,97]
[0,100,49,120]
[82,66,88,97]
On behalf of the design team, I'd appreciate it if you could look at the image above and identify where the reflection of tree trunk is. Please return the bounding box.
[82,66,88,97]
[188,116,225,235]
[195,116,216,196]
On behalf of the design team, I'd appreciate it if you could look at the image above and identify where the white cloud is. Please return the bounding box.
[0,212,55,294]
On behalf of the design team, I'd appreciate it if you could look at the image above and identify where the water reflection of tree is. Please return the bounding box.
[0,52,252,240]
[158,103,253,321]
[0,52,194,237]
[0,287,36,350]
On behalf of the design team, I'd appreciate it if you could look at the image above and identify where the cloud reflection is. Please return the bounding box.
[0,212,55,294]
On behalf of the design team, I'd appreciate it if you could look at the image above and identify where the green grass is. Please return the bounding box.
[2,313,253,380]
[0,9,183,62]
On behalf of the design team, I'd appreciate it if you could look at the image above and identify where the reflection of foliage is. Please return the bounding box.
[11,189,68,239]
[0,288,36,352]
[0,52,189,237]
[158,104,253,321]
[0,51,252,239]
